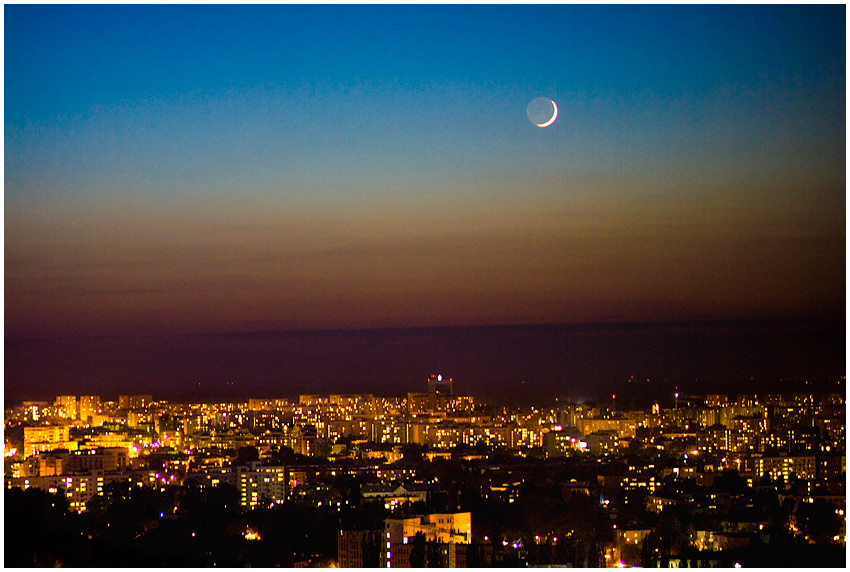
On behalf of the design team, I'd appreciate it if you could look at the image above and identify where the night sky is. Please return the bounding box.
[4,5,845,404]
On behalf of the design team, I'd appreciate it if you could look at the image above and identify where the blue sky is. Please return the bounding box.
[7,5,843,200]
[5,4,845,339]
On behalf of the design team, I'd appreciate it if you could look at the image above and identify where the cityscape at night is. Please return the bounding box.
[4,3,845,568]
[4,376,847,567]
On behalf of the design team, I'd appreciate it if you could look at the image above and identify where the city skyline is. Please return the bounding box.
[4,5,845,401]
[5,320,844,407]
[5,380,846,567]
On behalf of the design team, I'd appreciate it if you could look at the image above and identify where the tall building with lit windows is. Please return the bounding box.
[78,395,102,423]
[235,461,287,509]
[55,395,78,419]
[118,394,152,410]
[427,374,453,395]
[23,425,75,457]
[381,512,471,568]
[5,470,122,513]
[756,454,817,481]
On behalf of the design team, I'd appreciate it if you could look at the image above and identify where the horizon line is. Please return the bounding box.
[5,316,843,345]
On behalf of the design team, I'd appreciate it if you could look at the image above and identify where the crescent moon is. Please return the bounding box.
[536,99,558,127]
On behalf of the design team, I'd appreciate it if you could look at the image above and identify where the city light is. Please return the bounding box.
[5,380,845,568]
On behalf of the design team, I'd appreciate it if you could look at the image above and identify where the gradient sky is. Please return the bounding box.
[5,4,845,341]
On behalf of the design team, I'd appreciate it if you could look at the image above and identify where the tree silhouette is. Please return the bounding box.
[235,445,260,466]
[796,499,842,544]
[5,487,78,567]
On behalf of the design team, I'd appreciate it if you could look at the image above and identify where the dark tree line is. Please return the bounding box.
[5,481,342,567]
